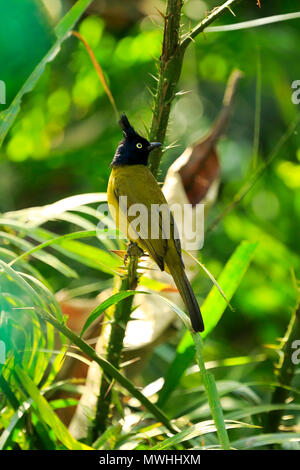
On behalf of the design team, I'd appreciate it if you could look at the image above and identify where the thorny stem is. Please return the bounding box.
[147,0,244,451]
[149,0,184,176]
[265,301,300,435]
[148,0,242,177]
[33,306,178,436]
[91,244,142,440]
[180,0,242,50]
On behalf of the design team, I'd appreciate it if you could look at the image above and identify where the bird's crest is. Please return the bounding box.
[119,113,136,138]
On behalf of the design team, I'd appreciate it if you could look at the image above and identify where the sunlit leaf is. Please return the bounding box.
[207,12,300,33]
[226,403,300,421]
[157,241,257,407]
[14,366,92,450]
[0,231,77,278]
[201,241,257,335]
[80,290,148,337]
[151,419,259,450]
[232,432,300,449]
[0,0,93,145]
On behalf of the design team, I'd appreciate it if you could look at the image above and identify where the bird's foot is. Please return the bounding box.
[124,242,144,265]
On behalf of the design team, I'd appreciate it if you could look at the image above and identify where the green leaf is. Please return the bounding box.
[0,231,77,278]
[201,241,257,336]
[5,193,107,225]
[183,249,234,312]
[93,424,122,450]
[54,0,93,40]
[151,419,259,450]
[207,12,300,33]
[0,260,63,321]
[149,295,231,448]
[80,290,147,337]
[226,404,300,421]
[9,230,97,267]
[192,333,230,450]
[0,0,93,145]
[157,241,257,407]
[0,399,32,450]
[0,221,120,275]
[0,246,50,287]
[163,380,261,420]
[56,237,120,275]
[232,433,300,450]
[26,306,177,434]
[14,366,92,450]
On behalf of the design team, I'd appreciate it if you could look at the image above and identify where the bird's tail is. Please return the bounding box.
[168,263,204,332]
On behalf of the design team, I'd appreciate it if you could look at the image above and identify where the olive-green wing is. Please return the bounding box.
[113,186,165,270]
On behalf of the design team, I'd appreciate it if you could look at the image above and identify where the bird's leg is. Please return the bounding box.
[124,241,143,265]
[125,242,144,290]
[126,241,144,259]
[123,242,130,266]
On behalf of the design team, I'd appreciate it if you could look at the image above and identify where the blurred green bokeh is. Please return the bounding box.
[0,0,55,105]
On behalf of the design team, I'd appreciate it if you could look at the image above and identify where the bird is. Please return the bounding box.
[107,114,204,332]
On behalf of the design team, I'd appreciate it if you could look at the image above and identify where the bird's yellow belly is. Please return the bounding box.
[107,167,148,246]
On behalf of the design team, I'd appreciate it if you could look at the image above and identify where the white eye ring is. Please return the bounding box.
[136,143,142,149]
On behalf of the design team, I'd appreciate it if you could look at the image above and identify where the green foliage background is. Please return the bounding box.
[0,0,299,450]
[1,0,298,342]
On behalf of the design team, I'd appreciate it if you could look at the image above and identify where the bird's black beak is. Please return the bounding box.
[148,142,162,152]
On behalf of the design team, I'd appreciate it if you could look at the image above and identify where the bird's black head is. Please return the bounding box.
[110,114,162,167]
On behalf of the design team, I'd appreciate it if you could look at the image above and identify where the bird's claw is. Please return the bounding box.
[124,242,144,265]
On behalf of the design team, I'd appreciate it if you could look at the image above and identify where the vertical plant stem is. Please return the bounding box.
[91,247,141,441]
[148,0,242,177]
[265,301,300,434]
[252,50,262,170]
[149,0,184,177]
[192,332,231,450]
[33,307,177,434]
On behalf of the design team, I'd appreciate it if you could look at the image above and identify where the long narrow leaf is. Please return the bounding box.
[201,241,257,335]
[226,404,300,421]
[0,221,120,275]
[5,193,107,225]
[158,241,257,407]
[9,230,97,266]
[22,306,178,435]
[0,0,93,145]
[232,432,300,449]
[151,420,259,450]
[183,249,234,311]
[207,12,300,33]
[14,366,92,450]
[80,291,148,337]
[0,231,77,278]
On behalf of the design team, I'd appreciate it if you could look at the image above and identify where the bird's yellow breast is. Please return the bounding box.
[107,164,167,216]
[107,164,166,239]
[108,165,166,204]
[107,164,180,271]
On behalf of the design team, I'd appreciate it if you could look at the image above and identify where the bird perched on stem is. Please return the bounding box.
[107,114,204,332]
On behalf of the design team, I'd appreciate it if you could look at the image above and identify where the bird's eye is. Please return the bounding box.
[136,143,142,149]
